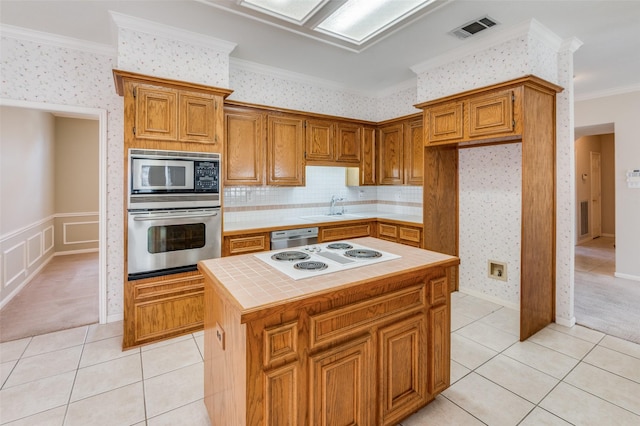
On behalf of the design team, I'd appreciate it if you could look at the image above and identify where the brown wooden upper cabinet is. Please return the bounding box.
[134,84,218,144]
[305,118,335,162]
[224,107,265,185]
[305,119,362,165]
[113,69,231,153]
[378,116,423,185]
[360,126,377,185]
[425,88,518,145]
[224,107,306,187]
[267,114,305,186]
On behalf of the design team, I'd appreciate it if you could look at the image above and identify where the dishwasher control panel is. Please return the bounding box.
[271,227,319,250]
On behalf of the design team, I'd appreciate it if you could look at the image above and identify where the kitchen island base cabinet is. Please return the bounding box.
[202,259,454,426]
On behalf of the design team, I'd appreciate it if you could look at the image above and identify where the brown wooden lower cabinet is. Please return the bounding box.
[123,270,204,349]
[376,221,423,247]
[318,222,374,242]
[223,232,270,256]
[204,267,451,425]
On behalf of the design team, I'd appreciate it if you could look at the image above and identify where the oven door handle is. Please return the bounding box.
[132,211,219,221]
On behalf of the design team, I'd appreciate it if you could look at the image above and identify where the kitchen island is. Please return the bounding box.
[198,237,459,425]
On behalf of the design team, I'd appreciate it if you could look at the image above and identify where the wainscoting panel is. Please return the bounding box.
[3,241,26,289]
[54,213,99,253]
[27,233,43,268]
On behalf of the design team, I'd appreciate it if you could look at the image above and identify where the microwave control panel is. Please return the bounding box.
[195,161,219,192]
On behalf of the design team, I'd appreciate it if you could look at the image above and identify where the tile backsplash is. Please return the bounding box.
[223,166,422,222]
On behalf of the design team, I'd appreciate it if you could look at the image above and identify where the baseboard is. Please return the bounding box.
[0,253,55,310]
[601,233,615,238]
[54,248,99,256]
[614,272,640,282]
[457,287,519,311]
[107,313,124,323]
[554,316,576,327]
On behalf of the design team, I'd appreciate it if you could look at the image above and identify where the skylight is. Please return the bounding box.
[209,0,443,52]
[316,0,435,44]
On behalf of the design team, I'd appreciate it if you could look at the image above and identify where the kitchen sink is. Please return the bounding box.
[299,214,365,222]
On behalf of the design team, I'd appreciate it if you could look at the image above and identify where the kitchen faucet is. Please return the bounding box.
[330,195,345,215]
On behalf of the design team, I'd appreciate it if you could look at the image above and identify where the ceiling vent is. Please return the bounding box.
[450,15,498,39]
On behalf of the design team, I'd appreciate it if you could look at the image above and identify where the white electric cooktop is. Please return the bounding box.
[254,240,401,280]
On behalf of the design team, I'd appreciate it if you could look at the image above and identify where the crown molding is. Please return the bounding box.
[410,18,562,75]
[575,83,640,102]
[109,11,237,54]
[560,36,583,54]
[0,24,116,57]
[229,57,375,98]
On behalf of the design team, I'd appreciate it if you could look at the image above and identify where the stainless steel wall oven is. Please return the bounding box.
[127,149,221,280]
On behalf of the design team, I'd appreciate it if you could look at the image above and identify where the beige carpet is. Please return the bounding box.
[574,237,640,344]
[0,252,99,343]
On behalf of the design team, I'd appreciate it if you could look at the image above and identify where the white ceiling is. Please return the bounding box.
[1,0,639,100]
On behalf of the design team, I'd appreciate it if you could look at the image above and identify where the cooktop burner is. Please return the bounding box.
[344,249,382,259]
[271,251,310,261]
[326,242,353,250]
[294,261,328,271]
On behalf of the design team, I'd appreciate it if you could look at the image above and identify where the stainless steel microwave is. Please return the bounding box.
[128,149,220,210]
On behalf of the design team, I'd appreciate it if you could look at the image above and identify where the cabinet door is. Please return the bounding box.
[466,90,514,138]
[223,232,269,256]
[428,304,450,394]
[379,315,428,425]
[399,226,422,247]
[361,127,376,185]
[425,101,463,144]
[267,115,305,186]
[378,124,404,185]
[178,92,216,144]
[335,123,361,163]
[404,118,424,185]
[134,85,177,141]
[305,119,334,162]
[309,335,374,426]
[225,108,264,186]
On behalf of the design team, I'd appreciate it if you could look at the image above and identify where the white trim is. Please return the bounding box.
[0,253,55,310]
[410,18,562,75]
[575,84,640,102]
[554,316,576,328]
[107,313,124,323]
[55,248,99,256]
[457,287,520,311]
[62,221,99,245]
[0,24,116,57]
[0,98,109,325]
[27,233,43,268]
[614,272,640,282]
[3,241,26,289]
[109,11,237,54]
[0,214,54,243]
[56,212,99,218]
[43,226,54,253]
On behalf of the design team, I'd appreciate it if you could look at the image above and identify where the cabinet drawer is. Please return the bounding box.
[134,290,204,343]
[378,223,398,240]
[399,226,422,247]
[224,234,269,256]
[319,223,371,242]
[309,285,426,348]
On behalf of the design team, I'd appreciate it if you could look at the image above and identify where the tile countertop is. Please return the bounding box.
[198,237,458,318]
[223,211,423,234]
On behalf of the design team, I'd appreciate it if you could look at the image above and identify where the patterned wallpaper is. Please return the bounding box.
[116,28,230,87]
[414,24,575,323]
[228,64,379,121]
[1,36,125,318]
[458,144,522,306]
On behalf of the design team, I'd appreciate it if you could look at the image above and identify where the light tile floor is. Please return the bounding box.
[2,292,640,425]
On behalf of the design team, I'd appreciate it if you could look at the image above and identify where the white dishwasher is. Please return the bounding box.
[270,227,319,250]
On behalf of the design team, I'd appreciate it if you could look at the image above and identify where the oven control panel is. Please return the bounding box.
[195,161,219,192]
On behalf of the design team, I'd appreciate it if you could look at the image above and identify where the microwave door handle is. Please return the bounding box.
[133,212,218,221]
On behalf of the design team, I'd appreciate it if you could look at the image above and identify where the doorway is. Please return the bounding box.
[573,129,640,342]
[0,99,107,337]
